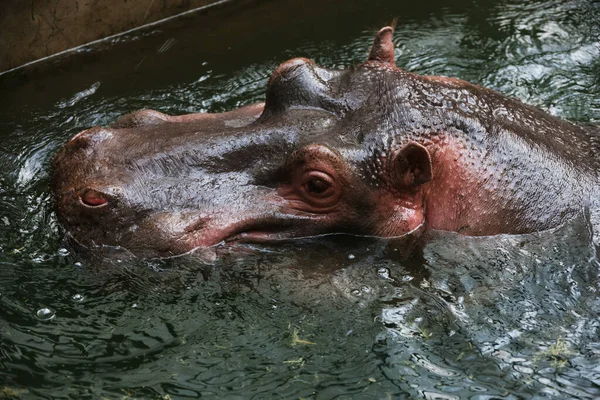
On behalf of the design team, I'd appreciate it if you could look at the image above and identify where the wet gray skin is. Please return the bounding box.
[52,27,600,259]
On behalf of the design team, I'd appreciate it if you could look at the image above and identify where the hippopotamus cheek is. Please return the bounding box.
[372,202,425,238]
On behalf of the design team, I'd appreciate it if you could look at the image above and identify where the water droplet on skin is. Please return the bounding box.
[36,307,55,321]
[72,294,84,302]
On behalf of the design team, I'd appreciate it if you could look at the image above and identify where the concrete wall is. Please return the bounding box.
[0,0,224,73]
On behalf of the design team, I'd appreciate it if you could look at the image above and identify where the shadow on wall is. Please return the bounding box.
[0,0,227,73]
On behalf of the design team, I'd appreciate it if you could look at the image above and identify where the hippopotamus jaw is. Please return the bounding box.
[160,142,431,252]
[182,214,313,248]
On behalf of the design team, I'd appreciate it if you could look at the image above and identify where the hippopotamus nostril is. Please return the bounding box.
[265,57,341,114]
[79,188,110,208]
[67,127,114,149]
[270,57,315,81]
[110,109,170,128]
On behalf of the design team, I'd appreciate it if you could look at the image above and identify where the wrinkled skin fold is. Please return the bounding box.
[52,26,600,258]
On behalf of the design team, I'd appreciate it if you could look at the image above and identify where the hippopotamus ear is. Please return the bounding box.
[390,142,432,188]
[368,26,396,66]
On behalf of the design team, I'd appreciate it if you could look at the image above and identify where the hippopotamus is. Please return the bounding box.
[52,26,600,258]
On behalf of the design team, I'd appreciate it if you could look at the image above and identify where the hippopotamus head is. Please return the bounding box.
[50,27,490,258]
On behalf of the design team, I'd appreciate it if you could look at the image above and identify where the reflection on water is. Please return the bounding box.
[0,0,599,398]
[379,213,600,398]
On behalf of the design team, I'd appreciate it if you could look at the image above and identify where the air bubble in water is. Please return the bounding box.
[36,307,56,321]
[72,294,84,302]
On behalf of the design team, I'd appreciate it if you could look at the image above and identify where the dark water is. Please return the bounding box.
[1,0,600,398]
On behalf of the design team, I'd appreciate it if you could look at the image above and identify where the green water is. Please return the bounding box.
[0,0,599,398]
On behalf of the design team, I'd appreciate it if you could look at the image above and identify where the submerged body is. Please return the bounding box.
[52,27,600,258]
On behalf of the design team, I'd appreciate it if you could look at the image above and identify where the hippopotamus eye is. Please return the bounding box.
[298,170,341,208]
[304,175,331,195]
[79,189,109,208]
[280,144,345,210]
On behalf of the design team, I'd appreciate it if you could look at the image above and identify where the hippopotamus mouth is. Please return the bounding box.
[219,219,299,244]
[53,26,598,259]
[181,215,301,248]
